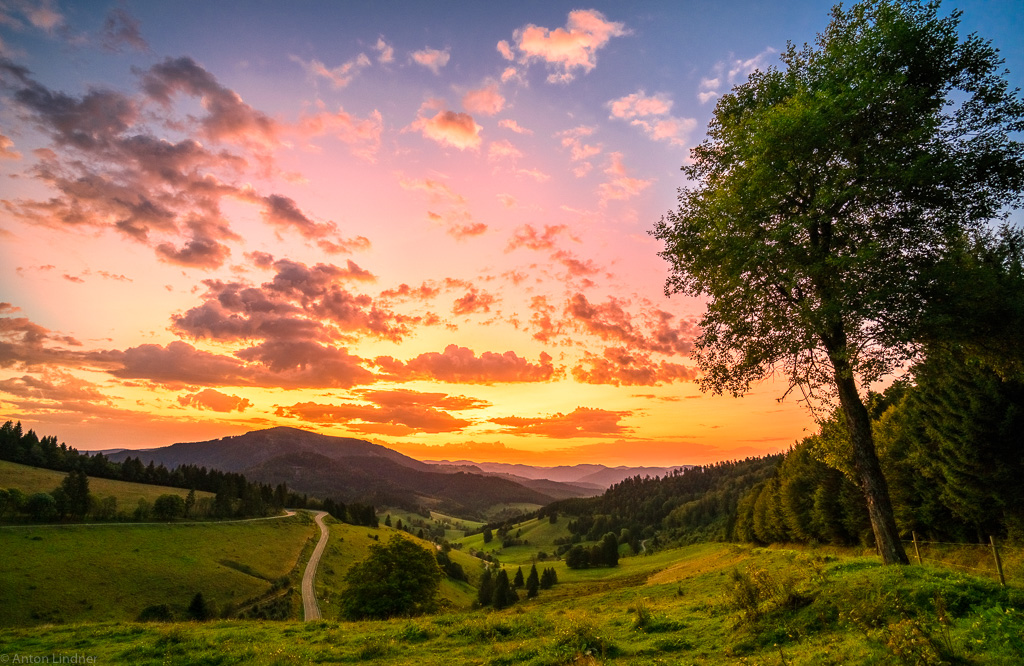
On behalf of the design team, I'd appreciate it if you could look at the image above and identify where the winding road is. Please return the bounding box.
[301,510,329,621]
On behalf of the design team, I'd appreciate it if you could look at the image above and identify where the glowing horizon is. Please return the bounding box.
[2,1,1020,467]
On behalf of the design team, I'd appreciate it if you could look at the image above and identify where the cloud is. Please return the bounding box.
[171,258,405,350]
[178,388,253,412]
[409,105,482,151]
[699,48,776,103]
[496,40,514,61]
[452,288,497,315]
[506,224,571,252]
[295,103,383,160]
[511,9,628,83]
[374,37,395,64]
[100,8,149,53]
[556,125,600,176]
[491,406,631,438]
[411,47,450,74]
[462,82,505,116]
[276,388,488,434]
[565,292,696,356]
[487,139,522,162]
[376,344,555,384]
[100,340,256,387]
[572,347,697,386]
[290,53,371,89]
[140,57,277,146]
[0,133,21,159]
[597,152,652,204]
[608,90,695,146]
[258,193,339,240]
[498,119,532,135]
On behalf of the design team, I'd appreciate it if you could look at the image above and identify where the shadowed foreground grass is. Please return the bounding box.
[2,542,1021,665]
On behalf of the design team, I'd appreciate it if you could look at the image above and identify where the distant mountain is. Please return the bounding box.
[424,460,691,489]
[105,427,593,518]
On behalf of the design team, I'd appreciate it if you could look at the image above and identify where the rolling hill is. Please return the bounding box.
[106,427,590,519]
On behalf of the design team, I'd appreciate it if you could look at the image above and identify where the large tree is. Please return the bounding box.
[340,535,442,619]
[653,0,1024,564]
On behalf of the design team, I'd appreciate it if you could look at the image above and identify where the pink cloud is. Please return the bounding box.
[598,152,652,203]
[0,134,20,160]
[462,82,505,116]
[512,9,628,83]
[487,139,522,162]
[498,119,532,135]
[411,47,450,74]
[608,91,673,119]
[295,104,383,160]
[374,37,395,64]
[290,53,371,89]
[496,40,514,61]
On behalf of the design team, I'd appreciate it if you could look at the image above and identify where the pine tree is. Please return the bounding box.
[513,566,524,588]
[477,567,494,607]
[526,564,539,598]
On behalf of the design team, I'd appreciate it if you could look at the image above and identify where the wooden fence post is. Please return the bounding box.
[990,536,1006,586]
[912,532,923,565]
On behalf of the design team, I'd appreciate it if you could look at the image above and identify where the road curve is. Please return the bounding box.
[302,510,329,621]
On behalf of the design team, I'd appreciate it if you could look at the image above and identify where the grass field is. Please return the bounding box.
[0,512,316,626]
[1,541,1021,664]
[0,459,214,508]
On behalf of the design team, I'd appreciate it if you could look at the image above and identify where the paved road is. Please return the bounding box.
[302,511,329,621]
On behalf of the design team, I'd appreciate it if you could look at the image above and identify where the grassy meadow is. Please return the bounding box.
[0,459,214,507]
[0,512,316,626]
[1,540,1022,664]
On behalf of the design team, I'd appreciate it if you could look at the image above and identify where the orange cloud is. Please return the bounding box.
[178,388,253,412]
[572,347,697,386]
[376,344,555,384]
[0,133,22,160]
[411,107,482,150]
[491,406,631,438]
[512,9,628,83]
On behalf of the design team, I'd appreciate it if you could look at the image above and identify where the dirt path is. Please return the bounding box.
[302,510,329,621]
[0,510,297,529]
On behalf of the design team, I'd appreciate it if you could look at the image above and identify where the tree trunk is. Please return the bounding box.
[833,368,910,565]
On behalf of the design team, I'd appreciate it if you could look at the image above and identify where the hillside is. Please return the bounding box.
[0,459,214,507]
[108,427,565,519]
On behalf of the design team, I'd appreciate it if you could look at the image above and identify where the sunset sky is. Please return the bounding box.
[2,0,1021,466]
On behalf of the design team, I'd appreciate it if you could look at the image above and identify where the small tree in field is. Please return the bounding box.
[653,0,1024,564]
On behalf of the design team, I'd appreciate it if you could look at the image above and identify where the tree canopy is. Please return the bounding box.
[653,0,1024,564]
[341,536,442,620]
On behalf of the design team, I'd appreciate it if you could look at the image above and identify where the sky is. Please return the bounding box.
[1,0,1021,467]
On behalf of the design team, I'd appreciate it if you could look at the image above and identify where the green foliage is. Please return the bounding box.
[187,592,213,621]
[340,535,442,620]
[653,0,1024,564]
[153,494,186,521]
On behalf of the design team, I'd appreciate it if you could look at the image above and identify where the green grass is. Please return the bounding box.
[0,459,214,508]
[1,542,1021,664]
[0,512,316,626]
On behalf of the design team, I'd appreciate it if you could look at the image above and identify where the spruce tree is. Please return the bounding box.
[513,566,524,588]
[526,564,540,598]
